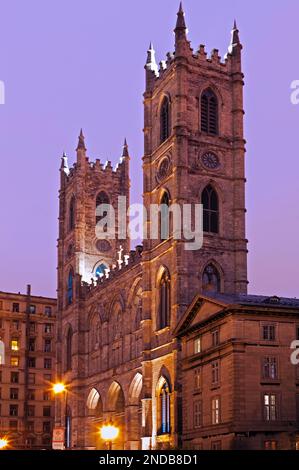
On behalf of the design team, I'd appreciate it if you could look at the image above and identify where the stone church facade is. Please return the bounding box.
[55,5,299,450]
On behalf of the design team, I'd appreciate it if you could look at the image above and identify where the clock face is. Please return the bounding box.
[157,156,171,181]
[201,152,220,170]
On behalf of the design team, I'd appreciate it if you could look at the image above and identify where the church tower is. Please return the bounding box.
[142,5,248,328]
[140,5,248,448]
[56,132,130,444]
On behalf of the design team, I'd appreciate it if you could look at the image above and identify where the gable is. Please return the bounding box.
[174,295,227,337]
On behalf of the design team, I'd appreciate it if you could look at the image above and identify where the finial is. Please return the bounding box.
[228,19,241,55]
[174,1,187,46]
[122,138,129,157]
[145,42,158,75]
[175,1,186,31]
[76,128,86,151]
[60,151,70,175]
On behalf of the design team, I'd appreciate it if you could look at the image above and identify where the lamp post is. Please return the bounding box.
[53,383,69,449]
[99,422,119,451]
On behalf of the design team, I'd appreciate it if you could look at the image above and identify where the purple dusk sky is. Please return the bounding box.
[0,0,298,298]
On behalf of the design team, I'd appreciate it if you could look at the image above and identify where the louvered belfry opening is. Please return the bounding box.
[201,89,218,135]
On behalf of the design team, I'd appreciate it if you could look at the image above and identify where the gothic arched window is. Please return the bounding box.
[160,381,170,434]
[160,97,170,143]
[202,185,219,233]
[202,263,221,293]
[69,197,75,231]
[201,89,218,135]
[0,340,5,365]
[160,191,170,240]
[158,270,171,329]
[67,269,74,305]
[66,328,72,371]
[96,191,110,232]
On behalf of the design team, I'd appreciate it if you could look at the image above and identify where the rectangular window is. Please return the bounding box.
[194,337,201,354]
[9,420,18,430]
[45,307,52,317]
[12,303,19,313]
[28,373,35,385]
[28,357,36,368]
[211,329,220,347]
[212,397,220,425]
[44,358,52,369]
[12,320,19,330]
[296,325,299,341]
[0,372,2,382]
[43,391,51,401]
[43,406,51,417]
[264,393,277,421]
[29,305,36,314]
[194,400,202,428]
[44,374,52,382]
[29,338,35,352]
[27,405,35,417]
[44,339,51,353]
[262,357,278,380]
[11,357,19,367]
[10,388,19,399]
[264,441,277,450]
[28,389,35,400]
[211,441,222,450]
[212,360,220,385]
[11,339,19,351]
[262,324,276,341]
[10,404,18,416]
[29,322,36,333]
[43,421,51,433]
[44,324,52,334]
[194,368,201,390]
[11,372,19,383]
[27,421,34,432]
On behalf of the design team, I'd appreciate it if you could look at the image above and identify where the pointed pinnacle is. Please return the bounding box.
[233,19,237,30]
[76,128,86,151]
[175,1,186,30]
[122,138,129,157]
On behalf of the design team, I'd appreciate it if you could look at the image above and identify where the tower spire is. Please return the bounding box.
[76,128,86,151]
[145,42,158,75]
[174,2,187,42]
[60,151,70,175]
[122,138,129,158]
[228,20,241,55]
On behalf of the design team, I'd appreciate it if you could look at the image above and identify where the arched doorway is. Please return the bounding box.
[106,381,125,449]
[127,372,143,449]
[86,388,104,449]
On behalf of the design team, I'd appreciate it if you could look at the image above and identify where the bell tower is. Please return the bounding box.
[142,4,248,330]
[58,130,130,293]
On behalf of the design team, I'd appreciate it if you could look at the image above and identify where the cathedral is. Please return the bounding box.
[55,4,299,450]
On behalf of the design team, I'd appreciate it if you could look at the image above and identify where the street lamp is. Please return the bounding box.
[52,382,70,449]
[53,382,66,395]
[0,438,8,450]
[99,422,119,450]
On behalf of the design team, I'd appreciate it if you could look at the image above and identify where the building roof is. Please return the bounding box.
[207,293,299,309]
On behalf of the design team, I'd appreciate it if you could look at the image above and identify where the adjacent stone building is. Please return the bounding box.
[175,293,299,450]
[0,286,56,449]
[55,4,299,450]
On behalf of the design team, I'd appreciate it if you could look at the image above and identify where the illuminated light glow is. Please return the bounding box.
[53,383,66,394]
[0,438,8,449]
[100,425,119,441]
